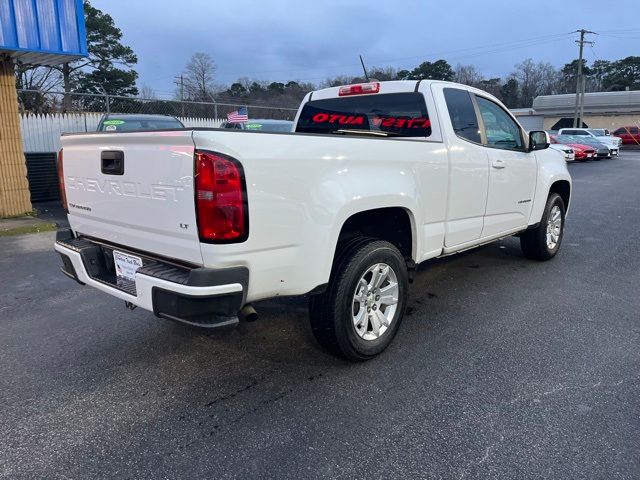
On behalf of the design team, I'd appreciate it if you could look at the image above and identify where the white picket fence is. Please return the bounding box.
[20,113,225,152]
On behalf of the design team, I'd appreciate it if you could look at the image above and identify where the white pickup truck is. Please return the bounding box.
[55,80,571,360]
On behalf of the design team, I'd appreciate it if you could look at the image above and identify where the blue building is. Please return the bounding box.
[0,0,87,216]
[0,0,87,64]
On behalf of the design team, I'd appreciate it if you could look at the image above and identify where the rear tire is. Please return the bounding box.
[309,239,408,361]
[520,193,566,261]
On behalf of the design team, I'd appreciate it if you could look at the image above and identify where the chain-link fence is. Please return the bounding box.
[18,89,299,152]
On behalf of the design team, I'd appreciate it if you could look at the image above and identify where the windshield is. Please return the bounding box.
[589,129,606,136]
[556,135,596,146]
[562,129,589,136]
[296,92,431,137]
[245,121,293,132]
[99,117,183,131]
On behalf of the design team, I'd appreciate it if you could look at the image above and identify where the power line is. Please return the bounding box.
[139,30,599,93]
[598,33,640,40]
[141,31,576,89]
[213,32,574,80]
[597,28,640,34]
[210,36,572,86]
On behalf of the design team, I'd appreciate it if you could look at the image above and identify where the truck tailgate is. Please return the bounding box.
[60,131,202,265]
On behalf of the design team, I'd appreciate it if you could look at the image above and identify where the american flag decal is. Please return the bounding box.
[227,106,248,123]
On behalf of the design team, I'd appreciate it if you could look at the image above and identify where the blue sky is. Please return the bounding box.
[92,0,640,96]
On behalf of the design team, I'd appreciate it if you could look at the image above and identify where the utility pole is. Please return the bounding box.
[174,74,185,117]
[572,29,595,127]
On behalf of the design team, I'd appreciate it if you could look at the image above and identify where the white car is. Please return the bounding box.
[55,80,571,360]
[549,143,575,161]
[558,128,622,149]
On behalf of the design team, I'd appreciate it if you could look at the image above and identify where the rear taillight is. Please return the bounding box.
[194,150,248,243]
[57,149,68,211]
[338,82,380,96]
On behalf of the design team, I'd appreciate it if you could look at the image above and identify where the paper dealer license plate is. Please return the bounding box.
[113,250,143,282]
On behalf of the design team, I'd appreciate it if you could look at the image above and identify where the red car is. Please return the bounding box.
[613,126,640,145]
[550,135,596,162]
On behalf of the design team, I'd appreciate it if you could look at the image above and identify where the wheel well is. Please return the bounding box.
[550,180,571,208]
[336,207,413,261]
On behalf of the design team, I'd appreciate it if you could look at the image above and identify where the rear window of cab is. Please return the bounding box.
[98,118,184,132]
[296,92,431,138]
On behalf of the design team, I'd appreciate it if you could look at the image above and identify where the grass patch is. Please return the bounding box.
[0,209,38,219]
[0,223,58,237]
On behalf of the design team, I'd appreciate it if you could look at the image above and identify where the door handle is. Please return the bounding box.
[491,158,506,169]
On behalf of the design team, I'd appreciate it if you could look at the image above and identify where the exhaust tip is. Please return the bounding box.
[239,304,258,322]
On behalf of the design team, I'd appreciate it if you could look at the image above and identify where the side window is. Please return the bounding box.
[631,127,639,134]
[475,96,523,150]
[443,88,481,143]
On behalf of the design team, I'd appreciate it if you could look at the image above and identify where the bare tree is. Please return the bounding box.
[322,75,360,88]
[453,64,484,87]
[183,52,217,101]
[139,84,157,99]
[367,66,398,81]
[512,59,560,107]
[15,64,62,92]
[15,64,63,113]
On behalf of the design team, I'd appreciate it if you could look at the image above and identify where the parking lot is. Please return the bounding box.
[1,152,639,479]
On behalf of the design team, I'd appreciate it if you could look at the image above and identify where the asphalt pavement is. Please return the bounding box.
[1,152,639,479]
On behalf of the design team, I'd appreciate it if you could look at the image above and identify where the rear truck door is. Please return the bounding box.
[435,85,490,247]
[60,130,203,265]
[473,95,537,237]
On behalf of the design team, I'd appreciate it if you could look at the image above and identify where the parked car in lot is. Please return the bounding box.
[55,80,571,360]
[548,142,575,162]
[568,143,596,161]
[556,134,617,159]
[613,126,640,145]
[97,114,184,132]
[558,127,622,149]
[220,119,294,132]
[589,128,611,137]
[550,135,595,161]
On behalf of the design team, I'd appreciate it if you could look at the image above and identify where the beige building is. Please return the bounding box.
[512,90,640,132]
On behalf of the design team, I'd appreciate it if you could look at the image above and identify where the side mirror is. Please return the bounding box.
[529,130,550,151]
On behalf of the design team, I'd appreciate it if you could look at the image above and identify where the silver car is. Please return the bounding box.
[549,143,575,162]
[558,128,622,149]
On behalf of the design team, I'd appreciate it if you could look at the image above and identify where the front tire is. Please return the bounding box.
[520,193,566,261]
[309,239,408,361]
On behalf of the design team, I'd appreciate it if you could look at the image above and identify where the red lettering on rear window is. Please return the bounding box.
[312,114,430,129]
[297,93,432,138]
[312,113,367,125]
